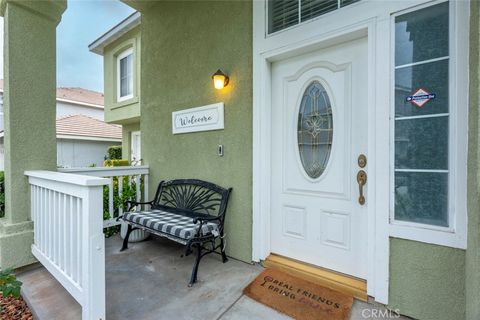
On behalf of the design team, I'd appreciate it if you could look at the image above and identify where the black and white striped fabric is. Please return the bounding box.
[122,210,219,244]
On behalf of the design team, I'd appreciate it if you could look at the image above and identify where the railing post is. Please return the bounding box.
[82,185,106,320]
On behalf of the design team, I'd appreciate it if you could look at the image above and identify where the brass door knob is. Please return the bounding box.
[357,170,367,205]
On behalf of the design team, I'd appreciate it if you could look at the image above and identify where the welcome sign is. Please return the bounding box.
[172,102,224,134]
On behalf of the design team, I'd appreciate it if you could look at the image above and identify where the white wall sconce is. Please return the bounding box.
[212,69,229,90]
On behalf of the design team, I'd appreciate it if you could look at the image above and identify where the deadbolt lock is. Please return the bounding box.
[357,170,367,205]
[358,154,367,168]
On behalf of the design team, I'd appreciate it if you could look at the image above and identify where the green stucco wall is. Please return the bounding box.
[103,26,141,125]
[122,122,140,161]
[140,0,253,262]
[466,1,480,319]
[389,239,466,320]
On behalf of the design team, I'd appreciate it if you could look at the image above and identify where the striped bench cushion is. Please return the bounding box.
[122,210,219,244]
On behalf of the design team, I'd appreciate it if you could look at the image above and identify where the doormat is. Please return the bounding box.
[244,269,353,320]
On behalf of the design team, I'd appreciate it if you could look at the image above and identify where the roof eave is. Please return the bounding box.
[56,97,104,109]
[88,11,141,55]
[56,134,122,142]
[0,132,121,142]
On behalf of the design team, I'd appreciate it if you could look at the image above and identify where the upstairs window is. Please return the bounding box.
[117,48,134,102]
[268,0,360,34]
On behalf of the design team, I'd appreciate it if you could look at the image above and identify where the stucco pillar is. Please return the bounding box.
[0,0,66,269]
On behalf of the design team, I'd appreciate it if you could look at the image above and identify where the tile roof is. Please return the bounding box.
[56,114,121,140]
[56,87,104,106]
[0,80,104,107]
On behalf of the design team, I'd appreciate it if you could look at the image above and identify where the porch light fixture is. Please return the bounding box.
[212,69,229,90]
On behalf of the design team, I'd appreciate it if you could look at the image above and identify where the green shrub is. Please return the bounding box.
[0,269,22,299]
[107,146,122,160]
[103,159,129,167]
[102,176,144,238]
[113,160,129,167]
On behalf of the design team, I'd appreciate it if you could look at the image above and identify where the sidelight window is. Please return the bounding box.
[393,2,450,227]
[391,0,468,250]
[394,2,454,227]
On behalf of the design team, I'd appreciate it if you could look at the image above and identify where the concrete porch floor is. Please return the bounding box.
[17,235,410,320]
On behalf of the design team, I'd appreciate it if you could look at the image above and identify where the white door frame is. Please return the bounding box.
[252,19,388,303]
[251,0,435,304]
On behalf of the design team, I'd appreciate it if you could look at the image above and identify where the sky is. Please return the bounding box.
[56,0,135,93]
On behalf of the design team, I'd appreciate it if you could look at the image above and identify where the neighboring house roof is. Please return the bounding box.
[56,87,104,108]
[0,80,104,109]
[89,11,140,55]
[56,115,121,142]
[0,115,121,142]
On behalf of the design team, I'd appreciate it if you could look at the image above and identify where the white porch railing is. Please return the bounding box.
[25,170,108,320]
[59,166,149,228]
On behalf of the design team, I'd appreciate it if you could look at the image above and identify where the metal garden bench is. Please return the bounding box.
[119,179,232,286]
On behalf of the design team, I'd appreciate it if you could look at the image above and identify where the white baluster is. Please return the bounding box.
[135,175,141,210]
[118,176,123,217]
[108,177,114,221]
[77,197,82,285]
[70,195,75,280]
[53,191,57,265]
[144,174,149,210]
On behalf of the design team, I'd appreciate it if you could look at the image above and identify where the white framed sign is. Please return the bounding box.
[172,102,224,134]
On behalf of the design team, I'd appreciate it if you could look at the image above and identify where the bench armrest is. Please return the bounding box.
[192,215,223,238]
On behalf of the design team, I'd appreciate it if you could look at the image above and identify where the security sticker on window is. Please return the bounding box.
[406,88,436,108]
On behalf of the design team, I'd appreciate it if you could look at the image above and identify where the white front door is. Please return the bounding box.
[270,37,368,279]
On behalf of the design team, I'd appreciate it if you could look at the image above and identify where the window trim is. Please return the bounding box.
[116,47,134,102]
[389,0,468,249]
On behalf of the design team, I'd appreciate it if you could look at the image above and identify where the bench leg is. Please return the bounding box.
[188,244,202,287]
[120,224,133,252]
[220,236,228,263]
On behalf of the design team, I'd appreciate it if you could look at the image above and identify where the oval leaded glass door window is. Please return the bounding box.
[297,80,333,179]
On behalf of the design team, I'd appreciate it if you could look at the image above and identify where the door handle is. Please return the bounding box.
[357,170,367,205]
